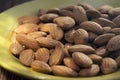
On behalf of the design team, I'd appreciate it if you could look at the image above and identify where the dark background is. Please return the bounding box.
[0,0,31,12]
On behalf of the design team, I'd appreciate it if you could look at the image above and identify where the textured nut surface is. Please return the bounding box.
[68,44,95,54]
[64,57,80,71]
[92,18,115,27]
[54,16,75,30]
[107,35,120,51]
[115,56,120,67]
[19,49,34,66]
[31,60,52,73]
[79,64,100,77]
[72,52,93,67]
[64,29,75,43]
[112,15,120,27]
[16,34,39,50]
[99,5,113,14]
[111,28,120,35]
[94,33,115,46]
[15,23,39,34]
[88,54,102,64]
[49,44,65,66]
[101,58,117,74]
[40,13,59,22]
[95,46,107,57]
[73,6,88,24]
[80,21,103,34]
[35,48,49,62]
[36,37,58,48]
[18,16,39,24]
[51,65,78,77]
[73,29,89,44]
[9,42,24,56]
[27,31,47,39]
[108,7,120,17]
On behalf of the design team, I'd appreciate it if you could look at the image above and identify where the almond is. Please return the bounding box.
[101,58,118,74]
[115,56,120,67]
[108,7,120,17]
[68,44,95,54]
[64,29,75,43]
[95,46,107,57]
[88,54,102,64]
[16,34,39,50]
[53,16,75,30]
[111,28,120,35]
[15,23,39,34]
[112,15,120,27]
[72,52,93,67]
[27,31,47,39]
[49,44,65,66]
[80,21,103,34]
[79,64,100,77]
[73,28,89,44]
[107,35,120,51]
[73,6,88,24]
[88,32,98,42]
[9,42,24,56]
[19,49,34,66]
[94,33,115,46]
[92,18,115,27]
[31,60,52,73]
[40,13,58,22]
[36,37,58,48]
[64,57,80,71]
[18,16,39,24]
[35,48,49,62]
[51,65,78,77]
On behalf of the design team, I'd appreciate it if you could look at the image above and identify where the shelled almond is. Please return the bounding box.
[9,3,120,77]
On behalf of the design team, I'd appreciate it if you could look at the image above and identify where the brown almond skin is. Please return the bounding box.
[108,7,120,17]
[95,46,107,57]
[88,32,98,42]
[73,29,89,44]
[19,49,34,66]
[16,34,40,50]
[103,27,111,34]
[47,8,60,14]
[72,52,93,68]
[27,31,47,39]
[94,33,115,46]
[99,5,113,14]
[18,16,39,24]
[40,13,59,22]
[80,21,103,34]
[35,48,49,63]
[86,9,101,20]
[73,6,88,24]
[101,58,118,74]
[49,44,65,66]
[115,56,120,67]
[53,16,75,30]
[64,29,75,43]
[31,60,52,73]
[111,28,120,35]
[112,15,120,27]
[64,57,80,71]
[9,42,24,56]
[92,18,116,27]
[107,35,120,51]
[36,37,58,48]
[15,23,39,34]
[51,65,78,77]
[88,54,102,64]
[68,44,95,54]
[79,64,100,77]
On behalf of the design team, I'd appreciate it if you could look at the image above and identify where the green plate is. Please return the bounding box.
[0,0,120,80]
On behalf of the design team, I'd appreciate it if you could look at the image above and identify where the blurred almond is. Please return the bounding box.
[35,48,50,62]
[31,60,52,73]
[64,57,80,71]
[72,52,93,67]
[19,49,34,66]
[51,65,78,77]
[16,34,39,50]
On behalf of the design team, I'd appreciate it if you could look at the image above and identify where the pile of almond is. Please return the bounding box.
[9,3,120,77]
